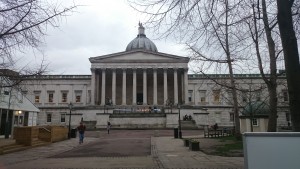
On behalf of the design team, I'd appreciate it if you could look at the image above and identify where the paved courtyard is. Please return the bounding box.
[0,130,244,169]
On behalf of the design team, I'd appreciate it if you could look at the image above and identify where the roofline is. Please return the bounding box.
[89,49,190,63]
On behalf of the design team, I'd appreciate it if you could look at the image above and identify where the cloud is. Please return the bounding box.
[16,0,187,75]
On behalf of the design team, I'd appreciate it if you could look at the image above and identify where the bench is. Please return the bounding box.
[204,126,234,138]
[204,126,222,138]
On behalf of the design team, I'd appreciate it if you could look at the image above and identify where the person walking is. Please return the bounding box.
[77,122,86,144]
[107,121,111,134]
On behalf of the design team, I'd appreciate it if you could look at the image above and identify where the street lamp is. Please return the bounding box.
[68,102,73,139]
[178,104,182,138]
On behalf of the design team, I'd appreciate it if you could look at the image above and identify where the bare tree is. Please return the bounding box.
[277,0,300,131]
[129,0,247,138]
[0,0,76,73]
[0,0,76,138]
[244,0,282,131]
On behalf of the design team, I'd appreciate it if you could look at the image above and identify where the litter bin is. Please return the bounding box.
[174,128,178,138]
[71,129,77,138]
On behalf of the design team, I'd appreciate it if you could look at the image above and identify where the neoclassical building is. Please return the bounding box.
[3,24,290,131]
[89,25,189,106]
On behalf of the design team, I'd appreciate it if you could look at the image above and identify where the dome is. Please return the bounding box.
[126,23,158,52]
[241,101,270,116]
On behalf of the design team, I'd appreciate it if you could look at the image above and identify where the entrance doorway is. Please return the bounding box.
[0,110,13,135]
[137,93,143,105]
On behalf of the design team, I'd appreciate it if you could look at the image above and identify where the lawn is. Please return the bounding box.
[201,136,244,157]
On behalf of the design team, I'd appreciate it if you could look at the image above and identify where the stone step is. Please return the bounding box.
[31,140,50,147]
[180,120,198,129]
[0,140,50,155]
[0,143,28,155]
[110,113,166,118]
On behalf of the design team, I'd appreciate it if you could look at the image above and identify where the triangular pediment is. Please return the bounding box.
[89,50,189,63]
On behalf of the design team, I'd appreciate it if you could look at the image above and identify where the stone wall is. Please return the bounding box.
[108,117,165,129]
[166,113,178,128]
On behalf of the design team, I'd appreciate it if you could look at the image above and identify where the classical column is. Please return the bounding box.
[163,68,168,105]
[153,68,157,105]
[132,68,137,105]
[184,68,189,104]
[174,68,178,104]
[143,69,147,105]
[101,68,106,105]
[122,68,127,105]
[91,69,96,105]
[112,69,116,105]
[95,73,99,104]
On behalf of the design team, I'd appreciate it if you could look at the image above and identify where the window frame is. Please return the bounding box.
[60,113,66,122]
[75,90,82,103]
[46,113,52,123]
[48,92,54,103]
[61,92,68,103]
[199,90,206,103]
[252,118,258,126]
[213,90,221,102]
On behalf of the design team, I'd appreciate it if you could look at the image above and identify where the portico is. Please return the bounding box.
[90,66,189,106]
[89,24,189,107]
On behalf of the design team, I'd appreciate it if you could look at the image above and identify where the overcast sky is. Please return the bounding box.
[16,0,187,75]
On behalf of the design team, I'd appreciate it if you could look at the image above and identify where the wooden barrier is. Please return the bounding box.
[14,126,68,145]
[13,126,39,146]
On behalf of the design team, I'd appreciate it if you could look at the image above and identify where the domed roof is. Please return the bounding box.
[126,23,158,52]
[241,101,270,116]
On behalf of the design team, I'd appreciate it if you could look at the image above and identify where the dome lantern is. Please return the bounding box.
[125,23,158,52]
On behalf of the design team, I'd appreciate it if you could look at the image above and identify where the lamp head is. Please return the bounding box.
[69,102,73,109]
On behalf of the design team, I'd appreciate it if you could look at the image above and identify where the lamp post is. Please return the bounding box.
[178,104,182,138]
[68,102,73,139]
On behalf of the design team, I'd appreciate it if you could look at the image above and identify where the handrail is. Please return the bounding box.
[39,127,51,133]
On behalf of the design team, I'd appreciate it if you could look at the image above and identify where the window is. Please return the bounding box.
[46,113,52,122]
[75,91,82,103]
[4,90,9,95]
[213,90,220,102]
[34,91,41,103]
[61,92,68,103]
[199,90,206,102]
[252,118,258,126]
[188,90,193,102]
[35,95,40,103]
[283,90,289,102]
[22,91,28,95]
[61,113,66,122]
[48,92,54,103]
[229,113,235,122]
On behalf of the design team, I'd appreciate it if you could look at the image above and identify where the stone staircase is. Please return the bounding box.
[180,120,198,129]
[0,139,50,155]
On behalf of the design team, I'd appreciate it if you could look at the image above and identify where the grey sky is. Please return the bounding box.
[16,0,187,75]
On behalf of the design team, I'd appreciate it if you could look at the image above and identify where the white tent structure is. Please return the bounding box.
[0,74,40,136]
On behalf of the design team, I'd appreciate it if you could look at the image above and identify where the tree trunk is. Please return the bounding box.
[224,0,241,138]
[261,0,278,132]
[277,0,300,131]
[268,84,278,131]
